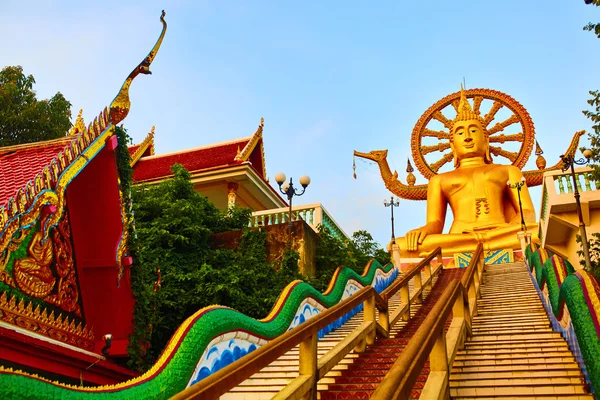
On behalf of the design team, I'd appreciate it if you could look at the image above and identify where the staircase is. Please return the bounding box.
[449,262,592,399]
[319,268,462,399]
[222,267,454,399]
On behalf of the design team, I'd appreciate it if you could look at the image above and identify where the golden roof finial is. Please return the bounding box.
[535,140,547,170]
[260,117,264,127]
[406,158,416,186]
[150,125,156,137]
[68,109,85,135]
[109,11,167,126]
[454,84,483,126]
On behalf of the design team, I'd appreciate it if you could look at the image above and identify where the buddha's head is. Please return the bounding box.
[449,86,492,167]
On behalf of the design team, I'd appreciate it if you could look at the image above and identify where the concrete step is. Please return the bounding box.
[450,369,584,381]
[450,386,591,398]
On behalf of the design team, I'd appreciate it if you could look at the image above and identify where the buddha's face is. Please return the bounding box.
[450,119,488,163]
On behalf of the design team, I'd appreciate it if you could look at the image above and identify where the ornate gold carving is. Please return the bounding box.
[411,88,536,180]
[44,213,81,316]
[110,11,167,125]
[535,140,547,170]
[0,292,94,351]
[234,118,267,179]
[406,158,416,186]
[116,189,131,285]
[68,109,86,136]
[13,227,56,298]
[489,146,518,162]
[489,133,524,144]
[474,198,490,217]
[129,126,156,167]
[454,85,483,124]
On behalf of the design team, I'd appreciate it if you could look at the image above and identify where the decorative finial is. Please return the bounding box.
[406,158,414,173]
[406,158,416,186]
[109,10,167,126]
[69,109,86,135]
[454,84,483,126]
[535,140,543,156]
[150,126,156,137]
[535,140,546,170]
[260,117,264,127]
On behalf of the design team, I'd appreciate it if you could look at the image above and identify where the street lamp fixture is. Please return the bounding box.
[507,177,528,243]
[383,196,400,241]
[275,172,310,246]
[560,149,593,270]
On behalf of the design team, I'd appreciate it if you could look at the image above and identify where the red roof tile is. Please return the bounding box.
[133,139,249,182]
[0,139,70,206]
[128,145,140,156]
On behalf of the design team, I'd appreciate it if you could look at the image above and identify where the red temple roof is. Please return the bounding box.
[128,144,141,156]
[132,138,250,182]
[131,120,267,183]
[0,138,71,206]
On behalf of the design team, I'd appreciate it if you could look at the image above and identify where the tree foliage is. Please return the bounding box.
[0,66,72,146]
[310,228,390,292]
[127,163,302,371]
[125,163,389,371]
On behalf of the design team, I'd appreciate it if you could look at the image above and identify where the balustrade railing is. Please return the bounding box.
[249,203,349,240]
[538,167,600,248]
[554,170,598,194]
[172,248,444,400]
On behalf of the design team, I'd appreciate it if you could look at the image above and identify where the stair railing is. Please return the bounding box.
[171,248,445,400]
[172,283,384,400]
[377,247,444,337]
[371,243,484,400]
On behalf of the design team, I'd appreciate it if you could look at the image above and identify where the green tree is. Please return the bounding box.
[311,227,390,292]
[127,163,303,371]
[0,66,72,146]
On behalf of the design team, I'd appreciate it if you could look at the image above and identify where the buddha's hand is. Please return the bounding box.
[405,226,432,252]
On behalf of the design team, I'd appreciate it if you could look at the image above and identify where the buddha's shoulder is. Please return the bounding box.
[487,163,521,174]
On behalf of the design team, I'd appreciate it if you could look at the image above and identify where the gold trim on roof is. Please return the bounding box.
[0,291,95,351]
[234,118,267,178]
[109,11,167,126]
[68,109,85,136]
[129,126,156,167]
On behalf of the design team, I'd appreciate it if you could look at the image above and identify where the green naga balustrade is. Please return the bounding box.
[526,245,600,395]
[0,259,398,399]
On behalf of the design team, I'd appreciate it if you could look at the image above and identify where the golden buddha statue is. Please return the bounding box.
[399,87,537,257]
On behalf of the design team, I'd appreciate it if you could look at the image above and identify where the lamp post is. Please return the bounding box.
[384,196,400,241]
[560,149,593,270]
[274,172,310,247]
[507,177,528,242]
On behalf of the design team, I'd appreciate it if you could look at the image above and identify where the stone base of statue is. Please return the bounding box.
[393,224,538,270]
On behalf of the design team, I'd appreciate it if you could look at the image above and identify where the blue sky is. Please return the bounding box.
[3,1,600,248]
